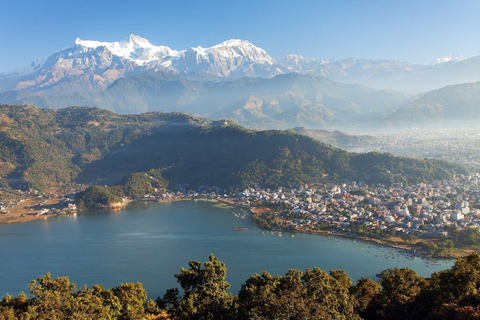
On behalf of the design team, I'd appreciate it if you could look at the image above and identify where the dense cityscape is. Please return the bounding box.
[341,129,480,170]
[145,173,479,257]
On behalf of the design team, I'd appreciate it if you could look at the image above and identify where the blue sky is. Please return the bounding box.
[1,0,480,72]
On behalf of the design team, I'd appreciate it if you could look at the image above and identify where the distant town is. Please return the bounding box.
[341,128,480,170]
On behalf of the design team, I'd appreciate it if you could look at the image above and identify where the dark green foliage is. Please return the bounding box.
[363,268,428,320]
[76,185,123,209]
[3,253,480,319]
[76,169,167,209]
[0,104,468,195]
[120,169,167,199]
[0,273,157,320]
[237,267,359,319]
[164,254,234,320]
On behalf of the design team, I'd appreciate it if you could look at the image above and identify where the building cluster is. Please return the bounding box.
[231,174,480,239]
[341,129,480,169]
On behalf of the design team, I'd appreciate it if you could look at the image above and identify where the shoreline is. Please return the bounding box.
[0,197,65,225]
[0,195,470,259]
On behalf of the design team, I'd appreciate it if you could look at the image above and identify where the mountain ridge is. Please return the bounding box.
[0,104,467,192]
[3,35,480,96]
[0,72,411,129]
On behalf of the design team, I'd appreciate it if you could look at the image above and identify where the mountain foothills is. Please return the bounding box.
[1,72,411,129]
[1,35,480,129]
[0,104,467,204]
[385,81,480,127]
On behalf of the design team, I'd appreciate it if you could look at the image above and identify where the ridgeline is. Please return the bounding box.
[0,104,467,207]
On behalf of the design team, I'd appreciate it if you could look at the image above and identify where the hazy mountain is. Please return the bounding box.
[383,56,480,94]
[1,73,411,129]
[278,56,480,94]
[384,81,480,127]
[289,127,376,148]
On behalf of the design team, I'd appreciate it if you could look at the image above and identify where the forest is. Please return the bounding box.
[1,253,480,319]
[0,104,467,200]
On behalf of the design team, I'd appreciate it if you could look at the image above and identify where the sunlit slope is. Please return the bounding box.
[0,104,467,191]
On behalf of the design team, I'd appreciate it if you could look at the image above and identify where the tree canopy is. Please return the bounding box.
[3,254,480,319]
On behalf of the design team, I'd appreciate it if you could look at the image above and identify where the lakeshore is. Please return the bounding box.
[0,199,454,299]
[0,197,66,224]
[2,184,479,259]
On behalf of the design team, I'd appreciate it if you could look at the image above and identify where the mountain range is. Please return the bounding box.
[0,72,411,129]
[1,35,480,129]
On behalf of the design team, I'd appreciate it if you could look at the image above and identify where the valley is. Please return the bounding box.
[3,2,480,319]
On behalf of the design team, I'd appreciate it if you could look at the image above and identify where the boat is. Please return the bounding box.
[234,227,248,231]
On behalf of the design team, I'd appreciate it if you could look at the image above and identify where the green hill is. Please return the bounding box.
[0,104,467,194]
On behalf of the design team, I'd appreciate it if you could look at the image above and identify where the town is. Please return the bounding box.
[158,173,480,257]
[339,128,480,170]
[3,173,480,257]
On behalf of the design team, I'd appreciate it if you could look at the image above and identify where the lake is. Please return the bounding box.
[0,200,453,299]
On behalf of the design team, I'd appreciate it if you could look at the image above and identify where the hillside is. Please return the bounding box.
[0,104,467,193]
[384,81,480,127]
[289,127,376,148]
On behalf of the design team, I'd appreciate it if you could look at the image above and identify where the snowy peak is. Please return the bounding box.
[120,34,153,48]
[215,39,249,47]
[75,34,153,49]
[209,39,274,65]
[73,34,179,64]
[434,53,465,65]
[280,54,308,69]
[172,39,277,77]
[68,36,274,70]
[7,35,284,94]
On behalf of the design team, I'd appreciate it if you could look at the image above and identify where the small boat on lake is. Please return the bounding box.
[234,227,248,231]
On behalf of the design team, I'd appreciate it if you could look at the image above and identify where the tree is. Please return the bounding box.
[168,254,234,320]
[237,267,360,320]
[236,271,280,319]
[329,269,353,290]
[112,282,151,320]
[350,277,381,314]
[303,267,359,320]
[26,272,78,319]
[364,268,427,320]
[419,253,480,319]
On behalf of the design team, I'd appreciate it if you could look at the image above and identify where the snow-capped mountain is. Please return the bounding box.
[2,34,480,97]
[4,35,281,94]
[71,34,182,66]
[175,39,279,78]
[279,54,311,71]
[435,53,465,65]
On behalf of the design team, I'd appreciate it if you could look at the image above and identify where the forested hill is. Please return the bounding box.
[0,104,467,193]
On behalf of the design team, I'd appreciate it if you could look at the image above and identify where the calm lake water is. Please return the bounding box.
[0,200,453,298]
